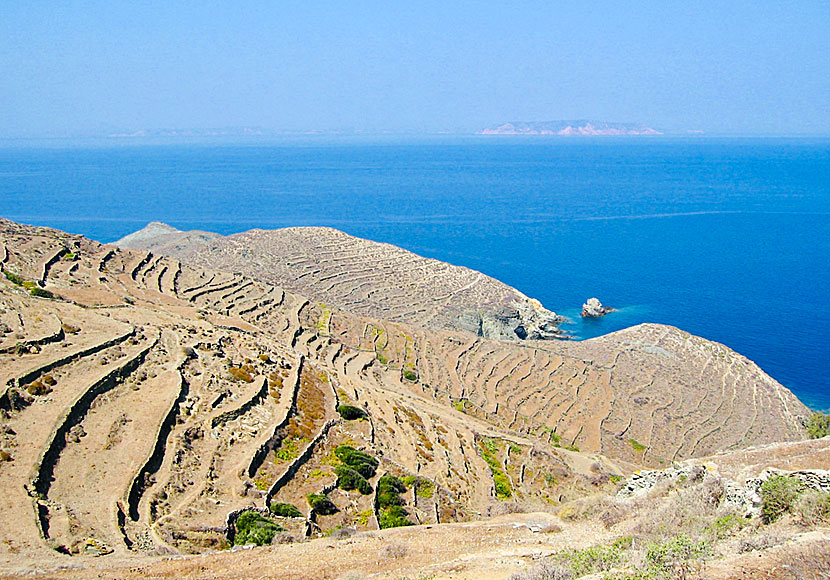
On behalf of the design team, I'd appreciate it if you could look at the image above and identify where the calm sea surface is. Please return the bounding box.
[1,137,828,410]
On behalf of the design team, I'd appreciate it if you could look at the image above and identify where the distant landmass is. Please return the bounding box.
[478,120,662,135]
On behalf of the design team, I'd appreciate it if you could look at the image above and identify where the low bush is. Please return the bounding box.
[268,502,302,518]
[560,541,625,576]
[509,562,573,580]
[29,287,54,299]
[334,445,378,479]
[806,412,830,439]
[336,404,367,420]
[335,464,372,495]
[234,511,282,546]
[795,489,830,526]
[378,475,407,494]
[760,474,805,523]
[645,533,710,573]
[228,365,254,383]
[379,505,414,529]
[378,490,405,508]
[307,493,338,515]
[402,369,418,382]
[26,379,51,396]
[3,271,23,285]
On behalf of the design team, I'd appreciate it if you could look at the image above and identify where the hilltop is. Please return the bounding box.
[0,218,825,579]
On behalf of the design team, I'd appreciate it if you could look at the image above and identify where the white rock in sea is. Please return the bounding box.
[581,297,614,318]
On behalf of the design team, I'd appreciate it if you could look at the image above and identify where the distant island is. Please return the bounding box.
[478,120,662,135]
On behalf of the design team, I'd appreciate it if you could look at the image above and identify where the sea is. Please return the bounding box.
[1,136,828,411]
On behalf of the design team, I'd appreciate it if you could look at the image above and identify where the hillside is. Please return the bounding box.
[0,218,819,578]
[116,223,567,341]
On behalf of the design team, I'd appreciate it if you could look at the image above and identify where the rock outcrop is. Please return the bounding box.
[581,297,614,318]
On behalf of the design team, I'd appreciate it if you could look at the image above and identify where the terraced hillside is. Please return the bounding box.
[0,218,811,567]
[116,223,566,340]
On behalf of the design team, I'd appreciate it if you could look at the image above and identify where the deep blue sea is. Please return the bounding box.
[1,136,828,410]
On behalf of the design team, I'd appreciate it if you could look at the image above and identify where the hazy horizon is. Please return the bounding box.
[2,2,828,138]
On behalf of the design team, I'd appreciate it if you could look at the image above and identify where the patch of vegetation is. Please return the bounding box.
[26,379,51,396]
[806,411,830,439]
[402,369,418,382]
[378,475,409,507]
[795,489,830,526]
[3,271,24,285]
[413,477,435,499]
[228,364,254,383]
[269,502,302,518]
[275,436,307,462]
[564,443,580,452]
[355,509,373,526]
[29,287,55,299]
[234,511,282,546]
[760,474,805,523]
[379,505,414,529]
[645,533,711,575]
[63,252,78,261]
[478,438,512,500]
[307,493,338,515]
[628,439,646,452]
[559,538,627,576]
[334,445,378,479]
[336,404,367,420]
[706,513,744,539]
[335,464,373,495]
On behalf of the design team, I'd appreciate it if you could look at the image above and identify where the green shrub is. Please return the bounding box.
[63,252,78,261]
[378,490,405,508]
[413,478,434,499]
[378,475,407,494]
[806,412,830,439]
[379,506,414,529]
[402,369,418,382]
[645,533,710,572]
[628,439,646,452]
[562,542,624,575]
[336,404,367,420]
[760,475,805,523]
[307,493,338,515]
[269,502,302,518]
[334,445,378,479]
[335,465,372,495]
[29,287,55,299]
[3,271,23,286]
[234,511,282,546]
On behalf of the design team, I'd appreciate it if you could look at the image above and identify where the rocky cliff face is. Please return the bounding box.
[116,223,567,341]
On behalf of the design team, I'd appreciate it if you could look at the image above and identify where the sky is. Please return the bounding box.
[1,1,828,137]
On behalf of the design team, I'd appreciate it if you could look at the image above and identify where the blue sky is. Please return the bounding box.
[1,1,828,136]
